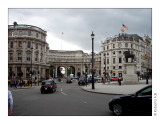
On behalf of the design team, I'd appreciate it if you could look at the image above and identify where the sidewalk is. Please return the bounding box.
[81,80,152,95]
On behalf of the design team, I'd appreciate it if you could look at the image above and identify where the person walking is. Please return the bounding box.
[14,80,17,88]
[107,75,110,84]
[146,74,149,84]
[8,90,13,115]
[118,77,121,86]
[102,77,104,84]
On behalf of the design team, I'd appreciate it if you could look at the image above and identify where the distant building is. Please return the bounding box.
[101,33,152,78]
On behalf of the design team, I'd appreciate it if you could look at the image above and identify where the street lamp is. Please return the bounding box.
[104,53,106,82]
[31,46,33,82]
[91,31,95,89]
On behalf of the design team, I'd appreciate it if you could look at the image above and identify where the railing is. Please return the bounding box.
[8,25,46,33]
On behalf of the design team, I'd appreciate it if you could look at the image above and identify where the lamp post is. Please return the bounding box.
[91,31,95,89]
[31,46,33,83]
[104,53,106,82]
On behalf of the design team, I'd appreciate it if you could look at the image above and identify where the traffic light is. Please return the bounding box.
[30,71,32,75]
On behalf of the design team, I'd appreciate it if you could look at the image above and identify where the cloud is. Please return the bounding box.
[9,8,152,53]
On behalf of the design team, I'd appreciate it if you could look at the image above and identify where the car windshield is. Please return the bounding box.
[137,86,152,96]
[42,81,52,85]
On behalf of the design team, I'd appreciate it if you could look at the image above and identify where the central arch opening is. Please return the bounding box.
[57,66,65,78]
[67,66,75,77]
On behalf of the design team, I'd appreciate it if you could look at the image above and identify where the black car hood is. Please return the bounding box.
[111,93,134,101]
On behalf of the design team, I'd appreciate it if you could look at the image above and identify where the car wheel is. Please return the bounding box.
[113,104,123,116]
[54,88,56,92]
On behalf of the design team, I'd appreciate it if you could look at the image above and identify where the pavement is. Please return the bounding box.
[81,79,152,95]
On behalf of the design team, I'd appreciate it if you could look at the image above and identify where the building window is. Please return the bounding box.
[119,51,121,54]
[26,53,31,61]
[107,59,109,64]
[113,51,115,54]
[131,44,133,48]
[18,53,22,60]
[17,67,21,76]
[119,66,122,69]
[41,34,43,39]
[35,43,38,49]
[10,42,13,48]
[18,41,22,48]
[107,52,109,55]
[113,58,115,64]
[28,31,31,36]
[107,46,109,49]
[35,54,38,61]
[113,44,115,48]
[27,41,31,48]
[107,67,109,69]
[113,66,115,69]
[11,32,14,36]
[10,53,13,60]
[19,31,22,36]
[36,33,38,38]
[40,55,43,62]
[119,57,122,63]
[125,43,128,47]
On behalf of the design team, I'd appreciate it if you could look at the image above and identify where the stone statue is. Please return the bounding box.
[124,49,135,62]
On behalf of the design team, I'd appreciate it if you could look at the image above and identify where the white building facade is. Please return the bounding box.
[101,33,152,78]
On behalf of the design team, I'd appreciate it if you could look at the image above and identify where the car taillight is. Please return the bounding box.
[50,86,52,88]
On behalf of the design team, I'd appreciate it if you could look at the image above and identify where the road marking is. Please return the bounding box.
[60,89,67,96]
[83,101,87,104]
[81,100,87,104]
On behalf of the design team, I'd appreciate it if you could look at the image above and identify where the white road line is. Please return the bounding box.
[60,89,67,96]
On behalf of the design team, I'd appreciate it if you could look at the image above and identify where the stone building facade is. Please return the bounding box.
[8,22,50,81]
[100,33,152,78]
[48,50,101,78]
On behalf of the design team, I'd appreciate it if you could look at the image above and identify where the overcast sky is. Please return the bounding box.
[9,8,152,53]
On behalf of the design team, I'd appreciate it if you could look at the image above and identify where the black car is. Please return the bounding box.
[66,77,72,83]
[40,80,57,94]
[109,85,152,116]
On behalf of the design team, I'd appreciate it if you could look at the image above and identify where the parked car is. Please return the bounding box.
[78,77,86,85]
[40,79,57,94]
[66,77,72,83]
[109,85,152,116]
[110,76,118,81]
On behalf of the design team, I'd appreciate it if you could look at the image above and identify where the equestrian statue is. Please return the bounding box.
[123,49,135,63]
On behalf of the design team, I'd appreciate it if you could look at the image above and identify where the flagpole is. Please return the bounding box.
[61,32,64,50]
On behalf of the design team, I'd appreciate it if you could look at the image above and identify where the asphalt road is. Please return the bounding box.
[9,79,119,116]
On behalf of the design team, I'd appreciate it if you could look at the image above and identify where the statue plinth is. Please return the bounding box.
[123,62,138,83]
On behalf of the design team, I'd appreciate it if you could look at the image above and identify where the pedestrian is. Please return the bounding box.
[146,74,149,84]
[107,75,110,84]
[27,80,29,86]
[102,77,104,84]
[118,77,121,86]
[19,80,22,87]
[8,90,13,115]
[14,80,17,88]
